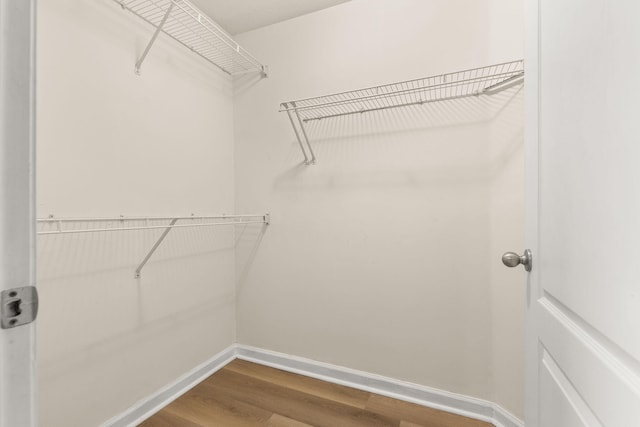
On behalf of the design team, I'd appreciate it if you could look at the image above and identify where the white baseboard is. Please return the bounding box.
[235,345,524,427]
[493,404,526,427]
[100,345,237,427]
[103,344,523,427]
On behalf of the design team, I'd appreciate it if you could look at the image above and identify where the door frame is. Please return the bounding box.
[524,0,540,425]
[0,1,38,426]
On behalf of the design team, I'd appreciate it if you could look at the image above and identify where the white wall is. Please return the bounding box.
[37,1,239,425]
[234,0,525,418]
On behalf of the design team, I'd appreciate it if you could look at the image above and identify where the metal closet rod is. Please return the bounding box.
[36,214,270,236]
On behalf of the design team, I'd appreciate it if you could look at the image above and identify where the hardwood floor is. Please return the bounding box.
[140,359,492,427]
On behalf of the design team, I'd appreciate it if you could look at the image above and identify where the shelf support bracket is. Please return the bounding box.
[134,1,175,75]
[134,217,178,279]
[291,101,316,165]
[482,72,525,95]
[284,102,310,165]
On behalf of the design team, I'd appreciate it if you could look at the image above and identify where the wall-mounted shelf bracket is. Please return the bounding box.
[282,101,316,165]
[134,2,174,75]
[481,73,524,95]
[280,60,524,165]
[134,218,178,278]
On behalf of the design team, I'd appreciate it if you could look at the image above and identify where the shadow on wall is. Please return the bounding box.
[234,72,266,97]
[274,84,523,190]
[37,220,267,366]
[236,222,269,288]
[37,219,267,425]
[488,86,524,177]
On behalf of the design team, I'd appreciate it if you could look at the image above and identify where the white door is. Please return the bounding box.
[525,0,640,426]
[0,1,38,426]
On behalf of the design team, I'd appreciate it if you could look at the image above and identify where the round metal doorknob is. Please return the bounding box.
[502,249,532,272]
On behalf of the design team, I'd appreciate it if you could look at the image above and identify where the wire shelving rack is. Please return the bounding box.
[38,213,270,278]
[115,0,267,76]
[280,60,524,164]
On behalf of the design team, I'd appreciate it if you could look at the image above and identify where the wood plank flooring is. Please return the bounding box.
[140,359,492,427]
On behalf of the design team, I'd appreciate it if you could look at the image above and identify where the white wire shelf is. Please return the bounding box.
[38,213,270,278]
[37,214,269,235]
[280,60,524,164]
[115,0,267,76]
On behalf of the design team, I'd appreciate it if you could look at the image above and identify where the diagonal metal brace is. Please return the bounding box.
[134,218,178,278]
[283,102,310,165]
[283,101,316,165]
[482,72,525,95]
[134,1,175,75]
[292,101,316,165]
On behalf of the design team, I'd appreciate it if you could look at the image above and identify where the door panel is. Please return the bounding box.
[539,0,640,361]
[538,297,640,425]
[539,349,602,427]
[528,0,640,425]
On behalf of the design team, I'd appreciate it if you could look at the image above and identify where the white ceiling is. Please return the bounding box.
[189,0,352,35]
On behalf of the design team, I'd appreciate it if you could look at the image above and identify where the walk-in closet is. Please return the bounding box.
[2,0,639,426]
